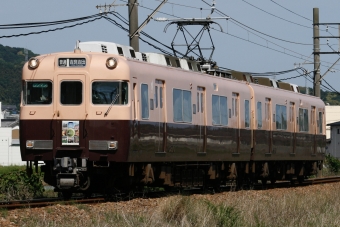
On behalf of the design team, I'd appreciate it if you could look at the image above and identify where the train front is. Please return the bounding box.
[20,50,132,194]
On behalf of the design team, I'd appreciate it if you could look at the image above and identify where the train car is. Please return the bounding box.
[20,41,326,196]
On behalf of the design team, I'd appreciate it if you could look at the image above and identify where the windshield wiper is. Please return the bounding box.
[104,93,119,117]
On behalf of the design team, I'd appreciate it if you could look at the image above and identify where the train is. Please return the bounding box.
[20,41,326,197]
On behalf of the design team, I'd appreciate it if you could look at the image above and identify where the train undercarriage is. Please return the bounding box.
[27,158,323,198]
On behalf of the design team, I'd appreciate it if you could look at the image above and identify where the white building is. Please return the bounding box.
[327,121,340,158]
[325,106,340,139]
[0,101,24,166]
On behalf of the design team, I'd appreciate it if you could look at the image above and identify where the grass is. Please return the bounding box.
[0,165,25,175]
[7,183,340,227]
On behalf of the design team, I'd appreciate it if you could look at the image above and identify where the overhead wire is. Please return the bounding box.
[241,0,311,30]
[0,16,103,39]
[201,0,340,72]
[0,13,103,29]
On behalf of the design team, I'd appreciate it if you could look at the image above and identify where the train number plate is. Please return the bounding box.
[58,58,86,67]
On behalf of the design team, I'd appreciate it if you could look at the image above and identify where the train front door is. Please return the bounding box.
[155,80,166,152]
[55,75,86,147]
[196,87,206,153]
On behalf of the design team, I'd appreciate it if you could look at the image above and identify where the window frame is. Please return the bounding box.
[275,104,287,130]
[60,80,83,105]
[212,94,228,126]
[173,88,192,123]
[23,80,53,106]
[91,80,129,105]
[141,83,149,120]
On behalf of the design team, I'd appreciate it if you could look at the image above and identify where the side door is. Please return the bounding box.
[232,93,240,153]
[311,106,316,154]
[155,80,166,152]
[290,102,296,154]
[56,74,86,147]
[265,98,272,153]
[196,87,206,153]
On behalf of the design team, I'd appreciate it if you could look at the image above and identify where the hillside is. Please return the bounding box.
[0,44,37,106]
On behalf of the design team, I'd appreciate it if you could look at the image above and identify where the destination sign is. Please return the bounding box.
[32,83,48,88]
[58,58,86,67]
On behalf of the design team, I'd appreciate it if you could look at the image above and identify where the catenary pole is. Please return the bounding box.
[313,8,321,97]
[129,0,139,51]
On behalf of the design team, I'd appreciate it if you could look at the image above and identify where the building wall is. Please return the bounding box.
[328,126,340,158]
[0,128,25,166]
[325,106,340,139]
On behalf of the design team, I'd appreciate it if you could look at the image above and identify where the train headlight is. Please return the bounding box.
[106,57,117,69]
[108,141,118,150]
[26,140,34,149]
[28,57,39,69]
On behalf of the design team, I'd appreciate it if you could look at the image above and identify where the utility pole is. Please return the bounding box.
[313,8,321,97]
[128,0,139,51]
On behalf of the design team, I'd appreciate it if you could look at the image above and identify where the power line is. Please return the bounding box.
[241,0,311,30]
[270,0,311,22]
[0,13,103,29]
[0,16,103,39]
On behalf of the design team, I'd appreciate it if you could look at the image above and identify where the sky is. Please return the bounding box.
[1,0,340,94]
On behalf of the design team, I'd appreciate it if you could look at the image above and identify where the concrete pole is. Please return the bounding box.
[129,0,139,51]
[313,8,321,97]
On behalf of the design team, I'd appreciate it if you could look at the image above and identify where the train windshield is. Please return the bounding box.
[92,81,128,105]
[23,81,52,105]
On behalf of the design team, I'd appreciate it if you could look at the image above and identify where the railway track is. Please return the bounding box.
[1,176,340,210]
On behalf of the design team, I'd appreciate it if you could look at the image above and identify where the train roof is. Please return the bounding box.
[35,40,306,94]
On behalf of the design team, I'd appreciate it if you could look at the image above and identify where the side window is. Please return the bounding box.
[141,84,149,119]
[212,95,228,126]
[232,93,239,117]
[276,104,287,130]
[160,87,163,108]
[245,100,250,128]
[155,85,158,108]
[173,89,192,122]
[319,112,323,134]
[257,102,262,129]
[299,108,309,132]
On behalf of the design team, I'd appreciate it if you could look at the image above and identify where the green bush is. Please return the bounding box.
[325,154,340,174]
[0,168,44,201]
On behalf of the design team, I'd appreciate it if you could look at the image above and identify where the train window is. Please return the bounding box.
[60,81,82,105]
[276,105,287,130]
[150,99,154,110]
[212,95,228,126]
[245,100,250,128]
[299,108,309,132]
[23,81,52,105]
[173,89,192,123]
[257,102,262,129]
[92,82,128,105]
[197,92,199,113]
[155,86,158,108]
[141,84,149,119]
[232,93,238,117]
[160,87,163,108]
[319,112,323,133]
[201,93,203,113]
